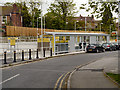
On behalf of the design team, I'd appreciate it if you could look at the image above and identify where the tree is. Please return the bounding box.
[47,0,77,30]
[29,1,41,27]
[80,1,118,33]
[21,2,31,27]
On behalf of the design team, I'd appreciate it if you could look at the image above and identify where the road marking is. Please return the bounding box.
[59,72,70,88]
[54,74,64,90]
[0,74,20,85]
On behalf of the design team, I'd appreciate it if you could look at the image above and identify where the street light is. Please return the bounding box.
[37,17,41,39]
[75,21,79,32]
[100,23,103,32]
[85,17,87,31]
[44,16,45,34]
[66,21,68,30]
[40,3,43,56]
[32,1,43,56]
[110,24,113,35]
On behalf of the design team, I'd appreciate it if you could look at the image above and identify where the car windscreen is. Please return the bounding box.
[88,44,96,48]
[102,44,109,46]
[113,43,118,45]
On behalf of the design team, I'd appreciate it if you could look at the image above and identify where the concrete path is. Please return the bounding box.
[71,70,117,88]
[70,51,119,88]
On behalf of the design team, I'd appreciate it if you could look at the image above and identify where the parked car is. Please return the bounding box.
[112,43,120,50]
[86,44,105,53]
[102,43,116,51]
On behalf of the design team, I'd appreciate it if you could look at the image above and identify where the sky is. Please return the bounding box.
[0,0,118,21]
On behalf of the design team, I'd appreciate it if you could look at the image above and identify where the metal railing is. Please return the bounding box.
[1,48,52,65]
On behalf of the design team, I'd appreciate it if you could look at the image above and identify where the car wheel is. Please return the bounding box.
[102,49,105,52]
[110,48,112,51]
[96,49,99,53]
[86,51,89,53]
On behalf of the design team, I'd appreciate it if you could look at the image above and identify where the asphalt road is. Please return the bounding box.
[1,51,118,89]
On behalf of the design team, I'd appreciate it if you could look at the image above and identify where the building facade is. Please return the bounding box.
[0,4,22,29]
[73,15,100,30]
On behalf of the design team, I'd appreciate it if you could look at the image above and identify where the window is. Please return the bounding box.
[66,36,70,40]
[2,16,7,24]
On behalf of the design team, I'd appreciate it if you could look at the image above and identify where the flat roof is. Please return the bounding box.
[45,32,109,36]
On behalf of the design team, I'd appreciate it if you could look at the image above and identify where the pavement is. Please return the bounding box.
[69,51,119,88]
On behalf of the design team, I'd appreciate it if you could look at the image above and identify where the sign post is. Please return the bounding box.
[112,31,118,42]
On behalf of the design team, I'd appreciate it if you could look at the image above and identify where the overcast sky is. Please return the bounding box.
[0,0,118,21]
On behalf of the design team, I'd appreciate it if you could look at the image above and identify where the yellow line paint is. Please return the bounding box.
[54,74,64,90]
[59,72,70,88]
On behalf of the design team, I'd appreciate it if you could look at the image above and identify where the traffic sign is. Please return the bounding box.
[112,31,117,35]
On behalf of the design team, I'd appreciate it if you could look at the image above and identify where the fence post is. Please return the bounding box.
[43,48,45,57]
[50,48,52,57]
[29,49,32,60]
[13,51,16,62]
[22,50,24,61]
[4,51,7,64]
[36,49,39,59]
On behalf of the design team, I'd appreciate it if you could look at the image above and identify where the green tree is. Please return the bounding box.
[21,2,31,27]
[47,0,77,30]
[29,2,41,27]
[80,1,118,33]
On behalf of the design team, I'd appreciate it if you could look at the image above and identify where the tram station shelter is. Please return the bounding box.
[39,32,109,55]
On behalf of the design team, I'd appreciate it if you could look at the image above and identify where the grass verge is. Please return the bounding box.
[106,73,120,84]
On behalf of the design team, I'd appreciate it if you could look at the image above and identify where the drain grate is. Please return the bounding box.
[76,69,104,72]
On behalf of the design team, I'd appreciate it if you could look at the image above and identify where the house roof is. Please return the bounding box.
[0,6,13,16]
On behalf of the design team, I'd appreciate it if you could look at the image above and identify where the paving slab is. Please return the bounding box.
[70,51,119,88]
[71,70,118,88]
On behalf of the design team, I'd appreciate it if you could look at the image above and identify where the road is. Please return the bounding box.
[1,51,118,89]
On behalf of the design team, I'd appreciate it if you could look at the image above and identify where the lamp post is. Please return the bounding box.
[75,21,79,32]
[85,17,87,31]
[66,21,68,30]
[100,23,103,32]
[110,24,113,36]
[40,4,43,56]
[37,18,38,39]
[32,1,43,56]
[118,0,120,43]
[37,17,41,39]
[44,16,45,34]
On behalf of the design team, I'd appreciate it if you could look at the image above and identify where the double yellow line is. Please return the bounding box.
[54,72,70,90]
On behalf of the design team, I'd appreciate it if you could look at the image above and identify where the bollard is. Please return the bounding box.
[36,49,39,59]
[29,49,32,60]
[50,48,52,57]
[13,51,16,62]
[22,50,24,61]
[43,48,45,57]
[4,51,7,64]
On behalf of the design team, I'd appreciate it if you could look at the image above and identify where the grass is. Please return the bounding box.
[106,73,120,84]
